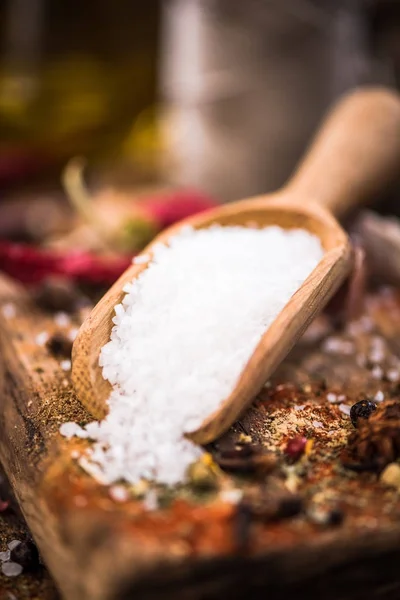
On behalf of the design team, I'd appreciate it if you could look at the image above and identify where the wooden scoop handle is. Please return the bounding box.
[284,87,400,218]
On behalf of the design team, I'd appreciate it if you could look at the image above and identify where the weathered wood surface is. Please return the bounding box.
[2,273,400,599]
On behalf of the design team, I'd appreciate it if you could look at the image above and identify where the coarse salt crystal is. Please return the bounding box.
[143,490,158,511]
[371,365,383,380]
[68,327,79,342]
[1,562,23,577]
[78,456,110,485]
[0,550,10,562]
[369,350,384,364]
[60,422,88,439]
[356,354,366,368]
[109,485,129,503]
[7,541,20,551]
[312,420,324,428]
[54,312,70,328]
[374,390,384,402]
[1,304,16,319]
[133,254,150,265]
[326,393,338,403]
[387,369,399,383]
[369,337,385,364]
[294,404,306,411]
[219,489,243,504]
[61,225,324,486]
[323,337,354,355]
[339,403,351,416]
[35,331,49,346]
[347,316,373,336]
[60,359,71,371]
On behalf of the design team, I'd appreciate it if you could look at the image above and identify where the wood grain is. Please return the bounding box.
[4,275,400,598]
[72,87,400,443]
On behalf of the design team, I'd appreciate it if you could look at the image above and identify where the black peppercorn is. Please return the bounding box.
[275,495,303,520]
[327,508,344,527]
[46,332,73,358]
[10,540,40,570]
[350,399,377,427]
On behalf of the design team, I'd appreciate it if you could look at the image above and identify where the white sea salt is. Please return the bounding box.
[1,303,16,319]
[7,540,20,551]
[347,315,373,337]
[60,422,89,439]
[368,336,385,364]
[326,393,338,403]
[133,254,150,265]
[68,327,79,342]
[371,365,383,380]
[35,331,49,346]
[143,490,159,511]
[0,550,10,562]
[387,369,399,383]
[374,390,384,402]
[60,359,71,371]
[61,225,323,485]
[54,312,70,328]
[339,403,351,416]
[219,489,243,504]
[109,485,129,503]
[1,562,23,577]
[323,337,354,355]
[369,349,384,364]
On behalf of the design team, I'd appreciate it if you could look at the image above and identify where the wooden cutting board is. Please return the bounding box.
[1,272,400,600]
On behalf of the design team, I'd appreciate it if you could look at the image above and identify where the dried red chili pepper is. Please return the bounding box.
[0,240,131,285]
[144,190,217,229]
[0,187,217,285]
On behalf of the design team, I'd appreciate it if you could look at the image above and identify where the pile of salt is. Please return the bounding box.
[61,225,323,485]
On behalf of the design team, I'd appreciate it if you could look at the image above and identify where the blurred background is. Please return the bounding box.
[0,0,399,285]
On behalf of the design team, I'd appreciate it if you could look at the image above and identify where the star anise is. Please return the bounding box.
[341,400,400,471]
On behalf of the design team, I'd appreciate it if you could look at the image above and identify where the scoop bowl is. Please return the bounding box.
[72,87,400,444]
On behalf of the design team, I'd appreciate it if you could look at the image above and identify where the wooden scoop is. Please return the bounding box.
[72,87,400,445]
